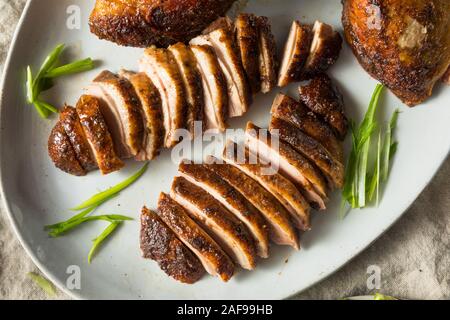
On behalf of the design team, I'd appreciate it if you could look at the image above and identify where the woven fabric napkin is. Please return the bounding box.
[0,0,448,300]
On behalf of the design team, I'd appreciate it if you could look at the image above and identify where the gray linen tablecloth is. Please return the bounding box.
[0,0,449,300]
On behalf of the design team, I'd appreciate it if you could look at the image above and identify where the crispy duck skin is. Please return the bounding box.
[223,141,313,230]
[270,118,345,189]
[190,45,228,131]
[89,0,237,48]
[88,70,144,158]
[140,207,205,284]
[171,177,257,270]
[168,43,205,136]
[302,21,342,79]
[246,122,327,208]
[207,27,252,118]
[342,0,450,106]
[270,93,343,164]
[178,162,269,258]
[257,16,278,93]
[235,13,261,94]
[278,21,313,87]
[48,122,86,176]
[76,95,124,175]
[204,156,299,249]
[120,70,165,161]
[59,106,97,171]
[139,47,187,148]
[299,74,348,140]
[157,193,234,282]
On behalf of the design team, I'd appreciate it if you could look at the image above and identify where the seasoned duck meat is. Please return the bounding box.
[171,177,257,270]
[299,74,348,139]
[76,95,124,175]
[223,140,313,229]
[168,43,204,136]
[178,162,269,258]
[245,122,327,203]
[257,16,278,93]
[59,106,97,171]
[140,207,205,284]
[190,45,228,131]
[157,193,234,282]
[89,0,237,48]
[270,93,343,164]
[139,48,186,148]
[235,13,261,93]
[342,0,450,106]
[443,67,450,85]
[207,27,252,117]
[202,16,234,35]
[204,156,299,249]
[246,122,326,210]
[270,117,345,189]
[302,21,342,78]
[278,21,313,87]
[48,122,86,176]
[120,70,165,161]
[87,70,144,158]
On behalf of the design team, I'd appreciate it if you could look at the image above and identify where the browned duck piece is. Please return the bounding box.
[168,43,205,136]
[89,0,237,48]
[76,95,124,175]
[190,45,228,131]
[298,74,348,140]
[270,118,345,189]
[278,21,313,87]
[87,70,144,158]
[223,140,313,229]
[270,93,343,164]
[59,106,97,171]
[157,193,234,282]
[171,176,257,270]
[204,156,299,249]
[140,207,205,284]
[342,0,450,106]
[235,13,261,94]
[120,70,165,161]
[139,47,187,148]
[178,161,269,258]
[48,121,86,176]
[257,16,278,94]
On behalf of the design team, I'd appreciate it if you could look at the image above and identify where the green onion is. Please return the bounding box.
[88,221,122,264]
[27,272,56,297]
[71,163,149,211]
[25,43,95,118]
[44,58,95,78]
[373,293,397,300]
[48,215,132,238]
[341,84,399,215]
[382,109,400,181]
[32,44,65,101]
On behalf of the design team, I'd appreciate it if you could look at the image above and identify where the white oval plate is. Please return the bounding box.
[1,0,449,300]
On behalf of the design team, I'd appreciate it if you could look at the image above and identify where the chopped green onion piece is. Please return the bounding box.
[88,221,122,264]
[367,132,382,204]
[382,109,400,181]
[71,163,149,211]
[27,272,56,297]
[26,66,34,103]
[35,100,58,114]
[32,44,65,101]
[45,193,119,230]
[33,102,49,119]
[48,214,132,238]
[373,293,397,300]
[44,58,95,78]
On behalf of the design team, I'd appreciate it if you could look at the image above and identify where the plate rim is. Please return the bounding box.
[0,0,449,300]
